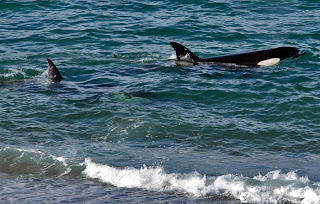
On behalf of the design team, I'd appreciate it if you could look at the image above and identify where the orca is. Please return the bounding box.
[47,59,63,82]
[170,42,306,67]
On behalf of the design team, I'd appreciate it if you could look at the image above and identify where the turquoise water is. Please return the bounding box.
[1,1,320,203]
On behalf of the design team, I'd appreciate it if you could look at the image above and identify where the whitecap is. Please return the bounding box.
[82,159,320,203]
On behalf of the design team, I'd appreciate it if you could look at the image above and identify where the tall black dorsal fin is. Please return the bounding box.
[47,59,63,82]
[170,42,200,63]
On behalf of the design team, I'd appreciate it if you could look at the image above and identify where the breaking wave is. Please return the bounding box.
[83,159,320,204]
[1,147,320,203]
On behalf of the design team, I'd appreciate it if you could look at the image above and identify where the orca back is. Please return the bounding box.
[170,42,306,67]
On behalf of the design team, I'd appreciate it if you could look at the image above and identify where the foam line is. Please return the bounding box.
[83,159,320,203]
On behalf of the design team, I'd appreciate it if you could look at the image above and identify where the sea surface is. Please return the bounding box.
[0,0,320,203]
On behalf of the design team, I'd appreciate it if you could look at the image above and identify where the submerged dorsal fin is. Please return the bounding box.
[170,42,200,63]
[47,59,63,82]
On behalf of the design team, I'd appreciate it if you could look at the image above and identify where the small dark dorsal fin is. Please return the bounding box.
[47,59,63,82]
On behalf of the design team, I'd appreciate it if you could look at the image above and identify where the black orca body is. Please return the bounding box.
[47,59,63,82]
[170,42,306,67]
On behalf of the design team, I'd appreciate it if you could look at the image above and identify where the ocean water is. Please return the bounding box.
[0,0,320,203]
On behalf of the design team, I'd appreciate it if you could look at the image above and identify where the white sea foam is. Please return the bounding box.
[0,147,72,176]
[169,53,176,60]
[2,148,320,203]
[138,53,160,63]
[83,159,320,204]
[0,67,42,79]
[2,147,44,155]
[52,156,72,177]
[0,69,25,79]
[139,57,154,62]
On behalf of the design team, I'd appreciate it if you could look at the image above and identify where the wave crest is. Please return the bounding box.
[83,159,320,203]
